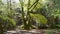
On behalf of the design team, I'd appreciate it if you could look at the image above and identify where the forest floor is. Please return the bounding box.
[5,29,60,34]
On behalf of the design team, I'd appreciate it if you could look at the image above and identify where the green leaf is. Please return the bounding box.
[30,13,47,24]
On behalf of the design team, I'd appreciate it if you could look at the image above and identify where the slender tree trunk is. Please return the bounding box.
[27,0,31,30]
[20,0,27,29]
[22,6,27,29]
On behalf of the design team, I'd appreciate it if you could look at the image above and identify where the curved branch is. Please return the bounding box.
[29,0,39,10]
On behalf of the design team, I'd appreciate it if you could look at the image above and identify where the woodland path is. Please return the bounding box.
[4,29,60,34]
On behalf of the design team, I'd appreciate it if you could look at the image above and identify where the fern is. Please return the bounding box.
[30,13,47,24]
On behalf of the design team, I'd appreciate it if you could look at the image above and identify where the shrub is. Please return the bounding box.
[0,15,16,33]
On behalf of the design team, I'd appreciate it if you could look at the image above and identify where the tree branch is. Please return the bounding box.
[29,0,39,10]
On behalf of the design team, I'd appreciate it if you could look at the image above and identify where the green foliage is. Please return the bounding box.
[46,0,60,17]
[0,0,60,30]
[0,15,16,30]
[43,0,60,28]
[30,13,47,24]
[19,0,49,29]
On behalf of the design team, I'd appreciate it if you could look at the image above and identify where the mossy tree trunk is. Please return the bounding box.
[27,0,31,30]
[20,0,39,30]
